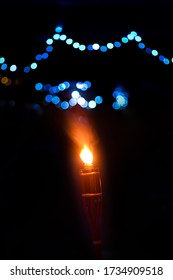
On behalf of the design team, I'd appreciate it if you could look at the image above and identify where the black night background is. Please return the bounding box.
[1,0,173,260]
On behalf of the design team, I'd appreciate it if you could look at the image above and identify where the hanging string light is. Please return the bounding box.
[0,24,172,81]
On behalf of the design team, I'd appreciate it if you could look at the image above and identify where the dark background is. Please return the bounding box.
[1,0,173,260]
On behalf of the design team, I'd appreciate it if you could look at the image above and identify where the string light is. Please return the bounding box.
[0,24,169,111]
[0,74,23,87]
[0,24,172,81]
[35,80,103,110]
[112,85,128,110]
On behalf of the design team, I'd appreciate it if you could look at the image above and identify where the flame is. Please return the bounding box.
[80,145,93,165]
[63,110,98,151]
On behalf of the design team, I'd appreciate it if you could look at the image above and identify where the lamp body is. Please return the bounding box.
[80,164,102,258]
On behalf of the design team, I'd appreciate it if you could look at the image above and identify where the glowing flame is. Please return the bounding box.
[80,145,93,165]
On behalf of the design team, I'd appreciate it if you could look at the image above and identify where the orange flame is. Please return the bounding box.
[63,110,98,151]
[80,145,93,165]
